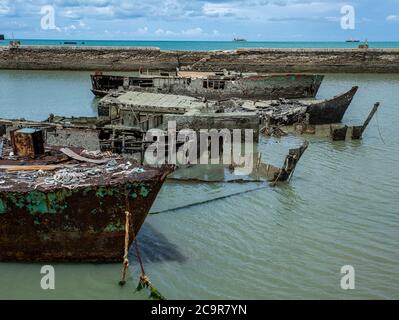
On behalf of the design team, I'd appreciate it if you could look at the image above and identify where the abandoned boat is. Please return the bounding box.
[267,102,381,141]
[97,87,357,135]
[244,86,359,125]
[0,116,149,159]
[90,70,324,100]
[169,141,309,185]
[0,129,173,262]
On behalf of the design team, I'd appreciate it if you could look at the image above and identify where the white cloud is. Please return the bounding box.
[64,24,77,31]
[0,0,11,15]
[63,9,82,19]
[212,29,220,36]
[202,3,236,17]
[153,26,221,38]
[386,15,399,22]
[181,27,203,36]
[136,26,148,35]
[155,28,175,36]
[1,0,398,40]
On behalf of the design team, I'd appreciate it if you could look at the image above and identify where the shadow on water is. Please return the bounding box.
[131,223,187,264]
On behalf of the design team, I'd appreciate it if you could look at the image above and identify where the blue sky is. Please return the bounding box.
[0,0,399,41]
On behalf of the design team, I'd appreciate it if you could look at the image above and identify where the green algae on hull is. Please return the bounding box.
[0,183,153,216]
[0,169,172,262]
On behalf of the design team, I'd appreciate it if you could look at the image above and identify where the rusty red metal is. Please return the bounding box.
[0,142,174,262]
[10,128,45,158]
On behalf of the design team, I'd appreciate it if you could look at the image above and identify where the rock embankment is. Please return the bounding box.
[1,46,398,73]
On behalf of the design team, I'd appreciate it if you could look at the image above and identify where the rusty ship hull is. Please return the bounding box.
[251,87,358,126]
[0,138,172,262]
[0,168,171,262]
[90,72,324,100]
[0,175,168,262]
[305,86,358,124]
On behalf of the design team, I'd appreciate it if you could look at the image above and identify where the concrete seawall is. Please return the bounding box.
[1,46,399,73]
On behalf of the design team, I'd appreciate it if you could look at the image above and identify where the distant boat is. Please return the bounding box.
[346,39,360,43]
[233,38,247,42]
[63,41,85,45]
[0,34,4,41]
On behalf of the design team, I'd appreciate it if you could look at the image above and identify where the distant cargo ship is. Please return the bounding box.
[233,38,247,42]
[346,39,360,43]
[62,41,86,45]
[0,34,5,40]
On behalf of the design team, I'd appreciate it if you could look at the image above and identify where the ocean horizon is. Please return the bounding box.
[1,39,399,50]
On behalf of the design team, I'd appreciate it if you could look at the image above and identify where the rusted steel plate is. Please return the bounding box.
[0,156,174,262]
[11,128,45,158]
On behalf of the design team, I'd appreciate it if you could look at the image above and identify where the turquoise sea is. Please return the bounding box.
[1,39,399,50]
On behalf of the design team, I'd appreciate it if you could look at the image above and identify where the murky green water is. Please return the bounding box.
[0,71,398,299]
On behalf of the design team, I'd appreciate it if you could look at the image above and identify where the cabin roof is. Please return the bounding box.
[105,91,206,113]
[177,71,219,79]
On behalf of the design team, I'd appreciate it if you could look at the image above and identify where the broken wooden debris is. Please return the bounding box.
[266,103,381,141]
[168,141,309,185]
[352,102,380,140]
[260,125,288,138]
[60,147,112,164]
[0,164,73,172]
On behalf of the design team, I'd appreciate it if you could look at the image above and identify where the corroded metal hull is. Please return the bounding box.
[306,86,358,124]
[91,73,324,100]
[0,166,171,262]
[255,87,358,126]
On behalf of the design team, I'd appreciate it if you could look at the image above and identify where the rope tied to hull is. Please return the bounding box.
[132,226,166,300]
[119,210,131,286]
[118,189,166,300]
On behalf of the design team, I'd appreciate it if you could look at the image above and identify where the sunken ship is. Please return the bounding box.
[90,70,324,100]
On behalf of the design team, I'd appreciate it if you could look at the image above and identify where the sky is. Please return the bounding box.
[0,0,399,41]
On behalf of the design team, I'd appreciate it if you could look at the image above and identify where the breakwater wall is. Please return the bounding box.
[1,46,399,73]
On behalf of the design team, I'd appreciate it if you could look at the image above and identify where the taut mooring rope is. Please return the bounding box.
[150,184,268,215]
[375,108,386,145]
